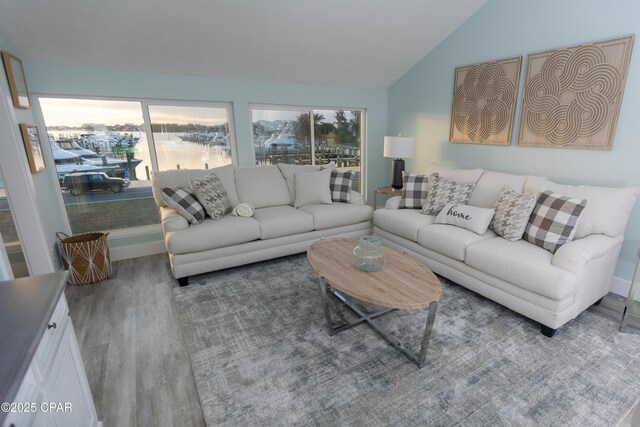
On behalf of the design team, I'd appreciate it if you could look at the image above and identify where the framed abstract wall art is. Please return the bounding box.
[450,56,522,145]
[517,35,634,150]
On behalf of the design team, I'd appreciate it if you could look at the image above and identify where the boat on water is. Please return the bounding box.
[267,124,298,152]
[54,137,142,170]
[179,131,230,151]
[49,142,111,179]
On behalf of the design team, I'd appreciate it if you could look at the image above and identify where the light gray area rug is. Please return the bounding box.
[173,255,640,426]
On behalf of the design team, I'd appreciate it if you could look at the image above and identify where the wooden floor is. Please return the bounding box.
[64,254,205,427]
[65,254,640,426]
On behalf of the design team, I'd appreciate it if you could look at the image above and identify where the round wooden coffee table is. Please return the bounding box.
[307,237,442,368]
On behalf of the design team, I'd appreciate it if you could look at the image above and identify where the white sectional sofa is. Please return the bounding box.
[373,164,638,336]
[151,164,373,286]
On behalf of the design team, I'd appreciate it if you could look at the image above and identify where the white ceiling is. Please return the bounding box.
[0,0,486,88]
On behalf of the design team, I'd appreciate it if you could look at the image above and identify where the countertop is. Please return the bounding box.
[0,271,68,414]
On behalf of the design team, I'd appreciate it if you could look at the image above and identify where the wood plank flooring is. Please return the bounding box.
[64,254,205,427]
[65,253,640,426]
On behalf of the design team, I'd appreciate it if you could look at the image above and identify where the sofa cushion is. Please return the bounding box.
[418,224,496,262]
[293,168,332,208]
[165,214,261,255]
[490,186,538,241]
[299,203,372,230]
[465,238,577,301]
[373,209,435,242]
[524,179,639,239]
[159,187,205,224]
[422,175,475,215]
[235,166,292,208]
[434,203,495,235]
[523,191,587,254]
[329,170,353,203]
[399,172,431,209]
[253,206,314,239]
[278,163,321,199]
[151,164,239,208]
[468,170,527,208]
[189,173,232,219]
[425,163,483,184]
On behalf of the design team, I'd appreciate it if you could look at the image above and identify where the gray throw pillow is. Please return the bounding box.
[421,175,475,215]
[490,185,538,241]
[523,191,587,253]
[159,187,206,225]
[189,173,232,220]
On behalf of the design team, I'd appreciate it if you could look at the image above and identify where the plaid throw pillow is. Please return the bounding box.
[399,173,434,209]
[523,191,587,253]
[421,175,475,215]
[330,170,352,203]
[159,187,206,225]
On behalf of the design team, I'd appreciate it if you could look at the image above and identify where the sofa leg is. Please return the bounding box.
[177,276,189,287]
[540,325,557,338]
[594,297,604,306]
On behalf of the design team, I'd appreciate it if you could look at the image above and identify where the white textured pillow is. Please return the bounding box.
[293,168,332,208]
[435,203,495,235]
[277,163,321,199]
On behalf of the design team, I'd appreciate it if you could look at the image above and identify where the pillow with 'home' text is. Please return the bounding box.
[435,203,495,235]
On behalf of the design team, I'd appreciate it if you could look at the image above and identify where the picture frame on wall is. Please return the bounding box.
[19,124,46,173]
[1,51,31,109]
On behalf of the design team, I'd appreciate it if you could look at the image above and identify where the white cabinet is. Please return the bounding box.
[2,294,99,427]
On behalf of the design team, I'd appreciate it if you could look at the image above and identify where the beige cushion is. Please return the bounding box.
[277,163,321,199]
[465,238,577,300]
[294,168,332,208]
[468,171,527,208]
[165,214,261,255]
[235,166,292,208]
[417,224,496,261]
[151,164,238,207]
[299,203,372,230]
[524,179,639,239]
[434,203,495,235]
[425,163,483,183]
[253,206,314,239]
[372,209,435,242]
[160,207,189,233]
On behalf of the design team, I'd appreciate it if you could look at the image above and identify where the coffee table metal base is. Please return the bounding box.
[317,276,438,369]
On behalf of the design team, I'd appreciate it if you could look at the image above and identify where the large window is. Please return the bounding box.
[147,104,233,171]
[251,106,363,191]
[38,97,235,234]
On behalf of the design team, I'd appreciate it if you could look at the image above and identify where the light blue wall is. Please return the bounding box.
[23,63,389,204]
[388,0,640,281]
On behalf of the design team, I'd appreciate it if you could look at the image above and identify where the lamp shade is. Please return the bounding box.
[384,136,415,159]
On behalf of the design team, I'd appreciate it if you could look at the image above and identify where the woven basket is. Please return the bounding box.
[57,232,112,285]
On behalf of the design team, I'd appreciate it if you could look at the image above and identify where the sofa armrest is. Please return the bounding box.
[385,196,402,210]
[160,207,189,233]
[552,234,624,275]
[349,191,365,205]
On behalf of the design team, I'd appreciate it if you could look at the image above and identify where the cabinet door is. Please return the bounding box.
[44,321,98,427]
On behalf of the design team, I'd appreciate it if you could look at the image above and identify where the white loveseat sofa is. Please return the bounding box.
[373,164,638,336]
[151,164,373,286]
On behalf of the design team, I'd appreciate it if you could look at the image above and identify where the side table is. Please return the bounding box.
[620,248,640,332]
[374,186,402,210]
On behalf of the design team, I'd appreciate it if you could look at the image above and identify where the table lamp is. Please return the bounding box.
[384,135,415,189]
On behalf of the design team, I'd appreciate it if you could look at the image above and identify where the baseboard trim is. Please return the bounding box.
[110,240,166,262]
[611,276,631,297]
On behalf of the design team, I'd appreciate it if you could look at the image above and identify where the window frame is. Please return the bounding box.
[248,103,367,196]
[32,94,238,239]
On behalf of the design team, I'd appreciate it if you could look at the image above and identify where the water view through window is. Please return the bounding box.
[252,107,363,191]
[39,98,235,234]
